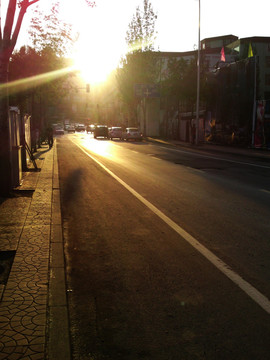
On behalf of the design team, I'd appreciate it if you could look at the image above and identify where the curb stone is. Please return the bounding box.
[47,140,71,360]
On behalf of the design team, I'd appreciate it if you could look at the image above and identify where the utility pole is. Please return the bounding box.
[195,0,200,145]
[251,56,257,147]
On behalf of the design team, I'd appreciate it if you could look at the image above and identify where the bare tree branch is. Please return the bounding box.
[85,1,96,7]
[28,0,40,6]
[0,1,2,45]
[3,0,16,48]
[18,0,40,7]
[8,0,40,58]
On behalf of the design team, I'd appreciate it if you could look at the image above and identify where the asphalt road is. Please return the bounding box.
[57,132,270,360]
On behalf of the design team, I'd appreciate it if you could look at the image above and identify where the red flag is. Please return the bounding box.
[220,47,226,62]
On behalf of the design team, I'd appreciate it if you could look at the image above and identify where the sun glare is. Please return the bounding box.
[59,1,128,85]
[74,32,125,84]
[73,53,106,84]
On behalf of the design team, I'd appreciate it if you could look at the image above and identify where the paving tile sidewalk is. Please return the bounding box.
[0,141,70,360]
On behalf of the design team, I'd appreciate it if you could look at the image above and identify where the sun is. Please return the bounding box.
[59,0,128,84]
[71,15,127,85]
[73,50,107,85]
[72,31,125,85]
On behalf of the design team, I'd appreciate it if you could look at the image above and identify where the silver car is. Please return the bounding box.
[109,127,123,140]
[122,127,143,141]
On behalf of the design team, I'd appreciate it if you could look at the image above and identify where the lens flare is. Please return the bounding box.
[0,66,75,96]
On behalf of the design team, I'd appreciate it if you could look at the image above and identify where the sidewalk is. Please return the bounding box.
[146,137,270,160]
[0,141,70,360]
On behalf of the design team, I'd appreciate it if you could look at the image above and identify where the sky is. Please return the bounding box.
[10,0,270,83]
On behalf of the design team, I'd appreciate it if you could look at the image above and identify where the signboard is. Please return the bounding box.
[134,83,160,98]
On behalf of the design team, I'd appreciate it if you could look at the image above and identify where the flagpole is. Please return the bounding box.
[195,0,200,145]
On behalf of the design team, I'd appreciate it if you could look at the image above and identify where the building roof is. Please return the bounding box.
[201,34,238,43]
[155,35,270,59]
[240,36,270,43]
[227,36,270,51]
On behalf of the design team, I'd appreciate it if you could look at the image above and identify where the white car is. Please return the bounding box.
[67,126,75,133]
[54,126,64,135]
[109,127,122,140]
[122,127,143,141]
[75,124,86,132]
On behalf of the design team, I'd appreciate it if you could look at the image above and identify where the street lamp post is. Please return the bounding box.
[195,0,200,145]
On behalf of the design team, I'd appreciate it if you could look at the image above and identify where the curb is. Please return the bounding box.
[47,140,71,359]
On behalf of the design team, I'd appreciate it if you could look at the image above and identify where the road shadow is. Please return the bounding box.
[61,168,83,205]
[122,140,150,146]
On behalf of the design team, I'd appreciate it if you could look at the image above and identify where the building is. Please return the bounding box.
[136,34,270,145]
[158,34,238,78]
[136,35,239,138]
[228,36,270,100]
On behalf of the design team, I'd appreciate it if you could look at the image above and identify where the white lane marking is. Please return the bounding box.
[260,189,270,194]
[187,167,204,173]
[73,140,270,314]
[155,145,270,169]
[147,154,162,160]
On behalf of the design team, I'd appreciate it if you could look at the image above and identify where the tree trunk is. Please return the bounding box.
[0,0,40,196]
[0,59,12,196]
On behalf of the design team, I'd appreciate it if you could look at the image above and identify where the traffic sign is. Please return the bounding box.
[134,83,160,98]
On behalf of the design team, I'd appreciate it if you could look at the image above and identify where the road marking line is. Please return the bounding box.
[73,140,270,314]
[187,166,204,173]
[147,154,162,160]
[156,145,270,169]
[260,189,270,194]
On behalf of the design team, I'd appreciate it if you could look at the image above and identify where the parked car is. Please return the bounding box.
[94,125,109,139]
[109,127,122,140]
[75,124,86,132]
[54,125,64,135]
[87,124,96,133]
[122,127,143,141]
[67,125,75,133]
